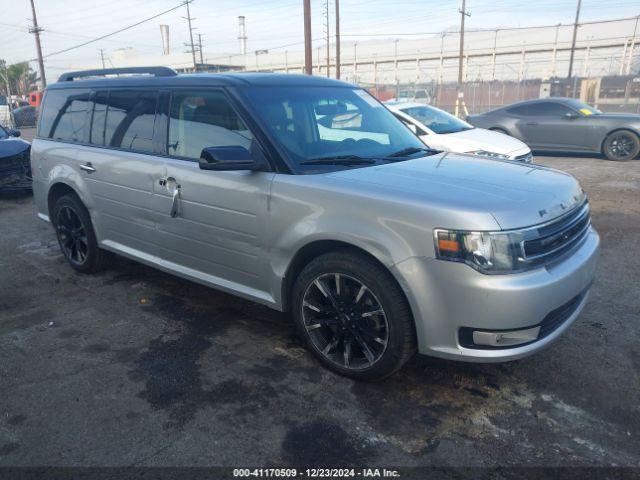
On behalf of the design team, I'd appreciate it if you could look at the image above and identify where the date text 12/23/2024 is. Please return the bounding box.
[233,469,400,478]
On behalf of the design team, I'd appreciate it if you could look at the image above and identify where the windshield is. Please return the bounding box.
[401,105,473,134]
[565,99,602,115]
[0,126,7,139]
[242,86,428,172]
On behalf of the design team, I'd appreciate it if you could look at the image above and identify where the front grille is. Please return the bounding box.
[523,202,591,263]
[514,152,533,163]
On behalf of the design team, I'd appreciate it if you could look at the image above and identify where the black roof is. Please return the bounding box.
[50,67,355,90]
[500,97,574,108]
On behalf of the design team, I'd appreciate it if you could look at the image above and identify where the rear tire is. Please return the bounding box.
[52,194,107,274]
[291,251,416,381]
[603,130,640,161]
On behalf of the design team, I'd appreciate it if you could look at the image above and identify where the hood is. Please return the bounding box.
[326,153,585,230]
[429,127,529,155]
[590,112,640,122]
[0,138,30,158]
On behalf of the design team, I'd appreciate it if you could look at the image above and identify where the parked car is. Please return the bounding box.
[12,105,38,127]
[0,125,31,192]
[32,67,599,380]
[467,97,640,161]
[387,102,533,163]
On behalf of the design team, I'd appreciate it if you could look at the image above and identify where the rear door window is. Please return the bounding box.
[101,90,158,153]
[168,89,253,160]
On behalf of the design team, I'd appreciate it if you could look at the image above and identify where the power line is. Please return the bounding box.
[28,1,187,63]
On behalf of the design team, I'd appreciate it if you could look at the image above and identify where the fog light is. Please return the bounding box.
[472,326,540,347]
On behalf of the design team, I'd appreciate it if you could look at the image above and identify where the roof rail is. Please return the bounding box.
[57,66,178,82]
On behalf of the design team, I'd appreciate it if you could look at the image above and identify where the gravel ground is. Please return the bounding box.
[0,149,638,469]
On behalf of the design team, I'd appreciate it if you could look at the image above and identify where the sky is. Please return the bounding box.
[0,0,638,74]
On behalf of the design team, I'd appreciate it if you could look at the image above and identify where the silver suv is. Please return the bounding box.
[31,68,599,380]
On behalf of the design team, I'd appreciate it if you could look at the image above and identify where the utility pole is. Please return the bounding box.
[303,0,312,74]
[197,33,204,66]
[335,0,340,79]
[394,39,399,98]
[324,0,330,77]
[567,0,581,80]
[99,49,106,68]
[29,0,46,89]
[551,24,560,78]
[184,0,197,71]
[353,42,358,81]
[455,0,470,118]
[490,29,499,81]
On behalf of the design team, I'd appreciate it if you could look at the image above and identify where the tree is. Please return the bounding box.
[0,62,36,97]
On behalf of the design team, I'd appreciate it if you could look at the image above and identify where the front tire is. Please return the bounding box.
[52,194,107,273]
[291,251,416,381]
[603,130,640,161]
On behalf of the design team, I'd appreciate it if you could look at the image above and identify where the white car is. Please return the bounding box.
[386,101,533,163]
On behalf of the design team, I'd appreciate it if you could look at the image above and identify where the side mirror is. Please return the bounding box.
[199,146,265,171]
[564,112,579,120]
[8,128,21,137]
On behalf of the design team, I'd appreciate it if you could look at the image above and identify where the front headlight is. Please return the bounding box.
[434,229,525,273]
[466,150,510,160]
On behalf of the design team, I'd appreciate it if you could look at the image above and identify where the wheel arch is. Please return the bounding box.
[280,239,412,318]
[47,181,82,221]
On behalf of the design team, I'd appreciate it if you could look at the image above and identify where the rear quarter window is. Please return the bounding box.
[39,88,91,142]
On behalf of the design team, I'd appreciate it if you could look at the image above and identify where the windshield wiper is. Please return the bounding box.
[385,147,441,158]
[300,155,377,166]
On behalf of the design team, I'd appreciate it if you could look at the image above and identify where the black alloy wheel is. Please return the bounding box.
[52,194,107,273]
[604,131,640,161]
[292,251,416,381]
[56,205,89,266]
[301,272,389,370]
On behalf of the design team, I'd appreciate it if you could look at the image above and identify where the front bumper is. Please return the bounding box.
[392,228,600,362]
[507,146,533,163]
[0,149,32,192]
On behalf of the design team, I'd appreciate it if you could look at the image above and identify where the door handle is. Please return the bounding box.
[160,177,181,218]
[170,184,180,218]
[525,122,539,126]
[80,162,96,173]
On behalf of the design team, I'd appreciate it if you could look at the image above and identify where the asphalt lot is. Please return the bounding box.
[1,133,639,468]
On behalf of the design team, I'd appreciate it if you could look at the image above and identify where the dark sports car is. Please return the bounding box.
[467,97,640,161]
[0,125,31,192]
